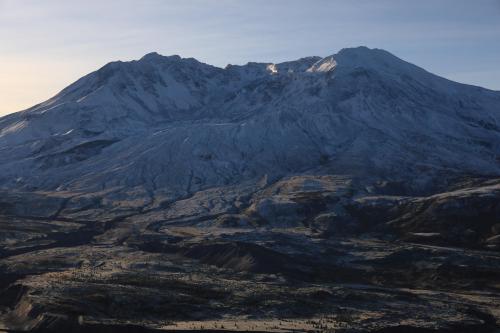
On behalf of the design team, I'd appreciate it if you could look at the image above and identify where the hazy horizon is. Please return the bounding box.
[1,0,499,116]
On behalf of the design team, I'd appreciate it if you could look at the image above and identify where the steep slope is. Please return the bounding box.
[0,47,499,199]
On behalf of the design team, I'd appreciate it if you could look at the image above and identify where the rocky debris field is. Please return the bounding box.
[1,174,500,332]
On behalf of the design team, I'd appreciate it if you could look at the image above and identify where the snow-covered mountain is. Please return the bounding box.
[0,46,499,198]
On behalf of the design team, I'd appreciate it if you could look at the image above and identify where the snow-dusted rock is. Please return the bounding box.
[0,46,499,201]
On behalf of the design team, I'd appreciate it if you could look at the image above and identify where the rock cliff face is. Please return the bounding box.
[1,47,500,332]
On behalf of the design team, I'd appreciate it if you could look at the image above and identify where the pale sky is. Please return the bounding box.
[1,0,500,116]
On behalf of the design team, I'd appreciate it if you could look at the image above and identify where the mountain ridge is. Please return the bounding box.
[0,46,499,200]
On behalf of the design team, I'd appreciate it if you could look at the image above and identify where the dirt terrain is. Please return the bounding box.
[1,175,500,332]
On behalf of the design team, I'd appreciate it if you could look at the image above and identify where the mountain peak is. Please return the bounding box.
[337,45,375,55]
[139,52,181,63]
[332,46,398,69]
[303,47,409,74]
[140,51,162,59]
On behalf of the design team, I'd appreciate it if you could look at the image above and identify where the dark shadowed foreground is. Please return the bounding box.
[1,175,500,332]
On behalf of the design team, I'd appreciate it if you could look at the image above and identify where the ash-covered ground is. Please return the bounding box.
[1,175,500,332]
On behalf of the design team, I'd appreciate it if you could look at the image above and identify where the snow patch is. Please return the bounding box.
[266,64,278,74]
[307,56,337,72]
[0,120,28,137]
